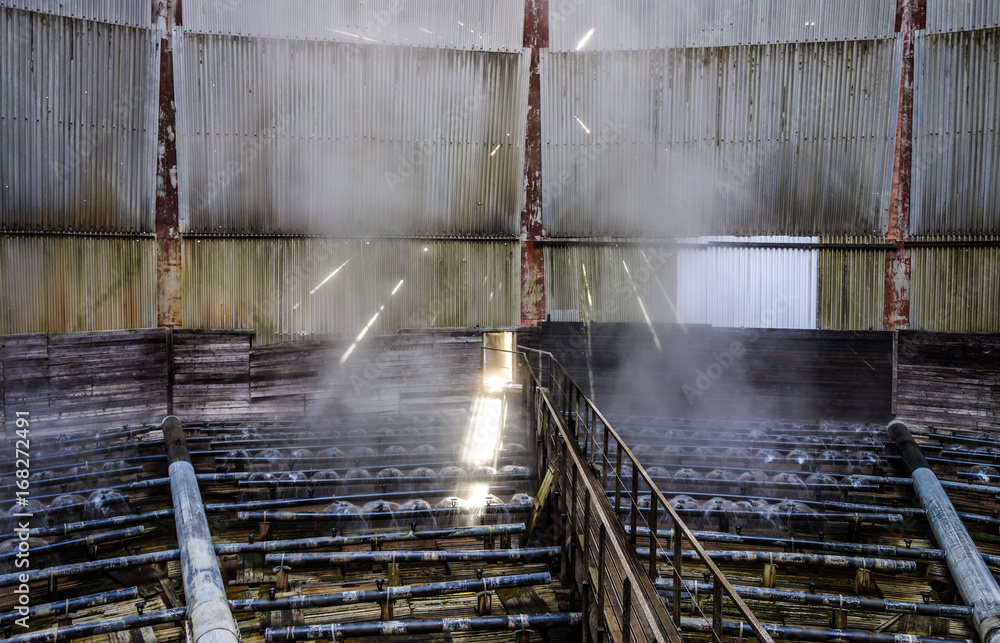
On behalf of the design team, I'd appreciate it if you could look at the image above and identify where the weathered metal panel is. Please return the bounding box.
[911,30,1000,236]
[0,7,158,232]
[0,236,157,334]
[818,242,885,330]
[176,35,528,236]
[0,0,149,27]
[675,238,818,329]
[182,0,524,53]
[926,0,1000,33]
[543,244,677,323]
[183,238,519,346]
[541,40,899,237]
[910,243,1000,332]
[547,0,895,52]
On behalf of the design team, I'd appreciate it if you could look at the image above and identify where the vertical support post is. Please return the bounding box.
[613,447,623,519]
[884,0,925,330]
[713,572,724,640]
[672,526,682,626]
[155,0,182,328]
[621,578,632,643]
[629,469,639,545]
[601,420,609,489]
[647,494,658,580]
[519,0,548,325]
[597,524,606,624]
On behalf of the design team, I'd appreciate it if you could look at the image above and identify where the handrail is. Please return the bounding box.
[484,345,775,643]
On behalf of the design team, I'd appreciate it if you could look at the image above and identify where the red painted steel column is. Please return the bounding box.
[155,0,182,328]
[884,0,925,330]
[520,0,548,326]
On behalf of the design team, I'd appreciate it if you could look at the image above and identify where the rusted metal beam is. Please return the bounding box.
[155,0,182,328]
[884,0,924,329]
[163,416,240,643]
[519,0,548,325]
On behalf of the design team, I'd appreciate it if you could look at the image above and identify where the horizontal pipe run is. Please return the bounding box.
[679,617,972,643]
[0,548,180,587]
[231,572,551,612]
[206,488,520,513]
[4,607,188,643]
[637,549,917,573]
[0,526,147,562]
[265,612,583,641]
[235,474,532,488]
[636,526,1000,567]
[0,509,176,541]
[235,506,529,523]
[654,580,972,618]
[621,508,905,524]
[215,523,526,554]
[0,587,140,626]
[823,500,1000,527]
[265,546,560,567]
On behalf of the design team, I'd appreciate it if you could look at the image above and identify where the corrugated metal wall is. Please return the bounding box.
[544,245,677,323]
[541,39,899,237]
[0,235,156,334]
[184,238,519,346]
[817,239,885,330]
[911,243,1000,332]
[0,0,149,27]
[675,239,818,329]
[926,0,1000,34]
[183,0,524,52]
[0,5,159,232]
[176,35,528,236]
[547,0,895,51]
[912,29,1000,236]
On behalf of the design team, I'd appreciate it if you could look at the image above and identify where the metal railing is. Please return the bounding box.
[487,345,774,643]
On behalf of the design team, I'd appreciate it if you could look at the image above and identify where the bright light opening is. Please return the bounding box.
[575,27,595,50]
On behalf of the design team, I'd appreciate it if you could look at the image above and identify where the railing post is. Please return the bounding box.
[601,419,609,489]
[673,524,682,627]
[597,523,606,628]
[613,446,623,520]
[629,468,639,545]
[648,493,658,580]
[622,577,632,643]
[713,571,724,642]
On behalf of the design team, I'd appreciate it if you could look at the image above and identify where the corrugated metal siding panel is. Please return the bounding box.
[675,239,818,328]
[0,7,158,232]
[183,0,524,53]
[176,35,527,236]
[912,30,1000,236]
[543,245,677,323]
[541,40,898,237]
[926,0,1000,33]
[911,244,1000,332]
[817,244,885,330]
[548,0,895,51]
[183,238,518,346]
[0,236,156,334]
[0,0,149,27]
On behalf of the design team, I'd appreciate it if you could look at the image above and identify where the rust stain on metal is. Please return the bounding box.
[156,0,182,328]
[520,0,548,325]
[884,0,922,330]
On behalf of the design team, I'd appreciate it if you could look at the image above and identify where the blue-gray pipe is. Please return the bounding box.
[163,416,239,643]
[265,612,582,641]
[889,420,1000,643]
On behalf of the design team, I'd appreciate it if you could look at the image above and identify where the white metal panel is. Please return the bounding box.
[176,33,528,236]
[676,237,819,329]
[548,0,895,52]
[0,7,158,232]
[183,0,524,53]
[541,40,899,237]
[0,0,149,27]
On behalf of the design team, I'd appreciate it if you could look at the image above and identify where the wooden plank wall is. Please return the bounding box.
[896,331,1000,431]
[1,328,485,437]
[540,322,895,424]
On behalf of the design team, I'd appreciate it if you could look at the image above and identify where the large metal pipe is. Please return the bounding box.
[162,416,240,643]
[0,509,176,540]
[0,548,180,586]
[0,526,146,562]
[265,612,583,641]
[679,617,972,643]
[265,546,560,567]
[0,587,139,626]
[637,548,916,573]
[230,572,551,612]
[890,420,1000,643]
[654,579,972,618]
